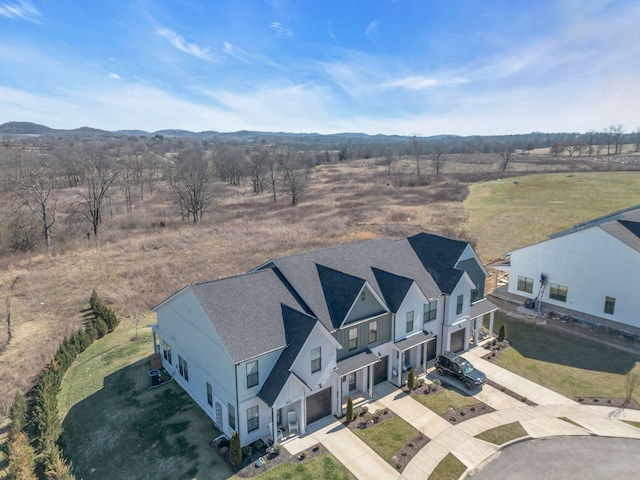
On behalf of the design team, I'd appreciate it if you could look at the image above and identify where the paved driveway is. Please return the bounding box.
[471,436,640,479]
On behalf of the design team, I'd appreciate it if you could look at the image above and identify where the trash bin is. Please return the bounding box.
[524,298,535,309]
[148,369,161,387]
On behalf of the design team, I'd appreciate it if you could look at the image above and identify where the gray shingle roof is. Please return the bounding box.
[317,264,366,328]
[258,305,317,407]
[189,269,304,364]
[407,232,467,294]
[334,349,380,377]
[372,268,413,313]
[549,205,640,239]
[600,220,640,253]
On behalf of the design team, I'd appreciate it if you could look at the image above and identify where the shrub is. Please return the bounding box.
[498,324,506,342]
[9,392,28,432]
[272,443,282,455]
[253,439,264,450]
[416,378,424,388]
[229,432,242,466]
[94,318,109,338]
[242,445,253,458]
[407,368,415,390]
[346,397,354,422]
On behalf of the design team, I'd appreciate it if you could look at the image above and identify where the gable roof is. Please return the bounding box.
[600,219,640,253]
[407,232,467,294]
[188,269,304,364]
[372,267,414,313]
[317,264,366,327]
[549,205,640,239]
[255,238,442,331]
[258,305,317,406]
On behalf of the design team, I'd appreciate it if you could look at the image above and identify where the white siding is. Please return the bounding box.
[236,349,282,403]
[508,227,640,330]
[291,324,338,392]
[395,283,429,341]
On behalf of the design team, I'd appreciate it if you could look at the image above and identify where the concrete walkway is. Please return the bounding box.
[282,354,640,480]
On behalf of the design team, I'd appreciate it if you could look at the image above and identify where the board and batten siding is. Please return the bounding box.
[335,313,391,360]
[457,257,486,299]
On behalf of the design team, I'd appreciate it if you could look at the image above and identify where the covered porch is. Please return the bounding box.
[390,331,435,387]
[335,349,380,416]
[468,298,499,348]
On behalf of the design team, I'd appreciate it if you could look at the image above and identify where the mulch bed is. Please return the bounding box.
[576,397,640,409]
[405,382,495,423]
[486,379,538,406]
[342,405,430,472]
[214,437,327,478]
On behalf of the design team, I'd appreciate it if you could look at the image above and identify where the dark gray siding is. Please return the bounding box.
[335,313,392,360]
[457,258,486,299]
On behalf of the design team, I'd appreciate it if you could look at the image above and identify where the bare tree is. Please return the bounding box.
[635,127,640,153]
[428,142,447,174]
[281,151,309,205]
[498,145,515,172]
[264,144,281,202]
[381,145,395,175]
[172,148,215,223]
[246,144,268,194]
[612,125,625,154]
[409,135,424,176]
[14,168,57,249]
[585,130,597,156]
[74,151,119,237]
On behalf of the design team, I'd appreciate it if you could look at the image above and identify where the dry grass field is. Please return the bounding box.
[1,150,640,424]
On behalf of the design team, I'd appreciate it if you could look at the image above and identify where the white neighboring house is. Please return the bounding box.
[152,233,498,447]
[494,206,640,335]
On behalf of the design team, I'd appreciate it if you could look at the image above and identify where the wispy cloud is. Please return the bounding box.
[0,0,39,22]
[365,20,381,44]
[156,27,213,60]
[382,75,469,90]
[108,72,121,80]
[270,22,293,37]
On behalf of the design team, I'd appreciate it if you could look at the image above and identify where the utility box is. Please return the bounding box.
[148,369,161,387]
[524,298,535,309]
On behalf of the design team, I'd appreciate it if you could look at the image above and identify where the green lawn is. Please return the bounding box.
[411,388,480,416]
[428,453,466,480]
[250,453,355,480]
[465,172,640,262]
[493,313,640,403]
[59,325,231,480]
[475,422,527,445]
[352,416,417,462]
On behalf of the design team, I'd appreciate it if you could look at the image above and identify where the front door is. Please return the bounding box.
[374,355,388,385]
[348,373,356,391]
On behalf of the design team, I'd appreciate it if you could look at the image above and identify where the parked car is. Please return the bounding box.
[435,351,486,390]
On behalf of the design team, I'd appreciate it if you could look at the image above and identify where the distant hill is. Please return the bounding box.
[0,121,57,134]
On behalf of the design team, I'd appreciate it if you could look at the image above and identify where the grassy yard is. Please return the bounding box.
[59,325,231,480]
[493,313,640,403]
[351,416,417,462]
[248,453,355,480]
[475,422,528,445]
[465,172,640,261]
[411,387,480,416]
[428,453,466,480]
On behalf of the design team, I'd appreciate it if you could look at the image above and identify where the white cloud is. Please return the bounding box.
[0,0,39,21]
[269,22,293,37]
[156,27,213,60]
[382,76,469,90]
[365,20,381,44]
[108,72,121,80]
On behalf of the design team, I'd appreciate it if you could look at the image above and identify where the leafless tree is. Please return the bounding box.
[246,144,268,194]
[264,144,282,202]
[498,145,515,172]
[585,130,597,156]
[380,145,395,175]
[172,147,215,223]
[428,142,447,174]
[281,151,309,205]
[635,127,640,153]
[612,125,625,154]
[74,150,119,237]
[409,135,424,176]
[14,168,57,249]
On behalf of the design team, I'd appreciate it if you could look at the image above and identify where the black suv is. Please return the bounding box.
[435,351,486,390]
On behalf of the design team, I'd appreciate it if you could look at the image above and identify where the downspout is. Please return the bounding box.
[440,294,446,354]
[234,363,239,442]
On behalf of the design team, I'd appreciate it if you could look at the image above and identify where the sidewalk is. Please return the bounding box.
[283,357,640,480]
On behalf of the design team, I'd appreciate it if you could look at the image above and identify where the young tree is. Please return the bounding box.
[7,430,37,480]
[14,168,57,249]
[246,143,268,194]
[346,397,354,422]
[498,146,515,172]
[407,368,415,390]
[172,148,215,223]
[229,431,242,466]
[281,151,308,206]
[498,324,506,342]
[381,145,395,175]
[428,141,447,174]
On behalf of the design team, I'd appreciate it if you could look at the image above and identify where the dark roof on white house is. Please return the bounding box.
[189,269,304,364]
[372,268,414,313]
[258,305,318,406]
[549,205,640,239]
[600,219,640,253]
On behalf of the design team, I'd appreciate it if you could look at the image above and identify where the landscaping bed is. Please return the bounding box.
[486,379,537,406]
[575,397,640,409]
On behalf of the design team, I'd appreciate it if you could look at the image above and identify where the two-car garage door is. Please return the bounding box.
[306,388,332,426]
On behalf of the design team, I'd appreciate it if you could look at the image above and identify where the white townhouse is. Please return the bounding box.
[494,205,640,336]
[152,233,498,447]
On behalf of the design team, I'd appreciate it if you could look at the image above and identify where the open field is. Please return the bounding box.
[1,152,640,419]
[59,324,231,480]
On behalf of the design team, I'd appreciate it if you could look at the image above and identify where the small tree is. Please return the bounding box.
[346,397,354,422]
[407,368,415,390]
[7,430,37,480]
[9,392,28,432]
[229,431,242,466]
[498,324,506,342]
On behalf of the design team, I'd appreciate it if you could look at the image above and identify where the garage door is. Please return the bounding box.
[306,388,332,426]
[450,329,465,353]
[374,356,388,385]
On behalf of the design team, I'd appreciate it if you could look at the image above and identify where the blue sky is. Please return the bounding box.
[1,0,639,135]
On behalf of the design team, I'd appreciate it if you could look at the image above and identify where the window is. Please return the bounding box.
[517,276,534,294]
[368,320,378,344]
[206,382,213,406]
[424,301,437,322]
[604,296,616,315]
[471,288,479,303]
[247,405,259,432]
[178,355,189,381]
[348,328,357,351]
[162,340,172,364]
[360,290,366,301]
[549,284,568,302]
[456,295,464,315]
[228,403,236,430]
[311,347,321,373]
[246,360,259,388]
[406,311,414,332]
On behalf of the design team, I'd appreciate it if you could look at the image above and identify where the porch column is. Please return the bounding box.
[489,311,495,336]
[422,343,427,372]
[271,408,277,443]
[474,318,480,345]
[337,375,343,416]
[368,365,374,399]
[301,395,307,433]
